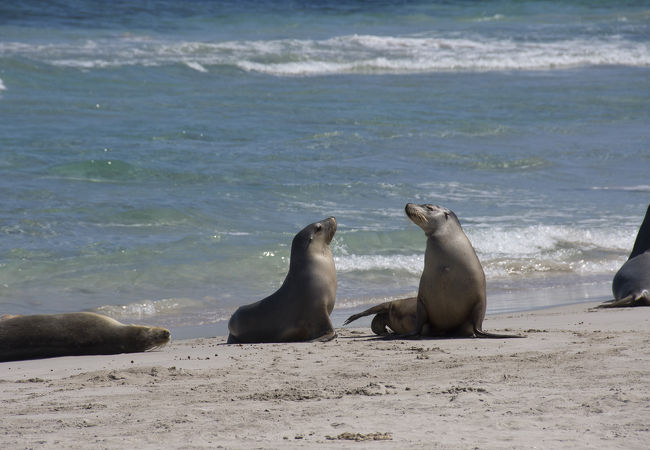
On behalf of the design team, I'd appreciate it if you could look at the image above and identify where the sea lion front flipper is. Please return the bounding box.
[1,314,21,320]
[310,330,337,342]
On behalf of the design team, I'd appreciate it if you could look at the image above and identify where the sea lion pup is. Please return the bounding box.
[343,297,417,335]
[0,312,171,362]
[227,217,338,343]
[403,203,522,339]
[599,204,650,308]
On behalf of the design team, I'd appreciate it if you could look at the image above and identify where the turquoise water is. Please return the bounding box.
[1,1,649,337]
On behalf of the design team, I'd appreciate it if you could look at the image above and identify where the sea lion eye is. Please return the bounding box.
[315,224,323,233]
[426,205,435,211]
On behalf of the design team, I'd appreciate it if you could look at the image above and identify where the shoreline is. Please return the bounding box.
[2,301,649,448]
[168,274,614,340]
[167,295,612,341]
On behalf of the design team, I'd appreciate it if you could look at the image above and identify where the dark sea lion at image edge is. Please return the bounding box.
[599,204,650,308]
[343,297,417,335]
[0,312,171,362]
[403,203,523,339]
[227,217,338,343]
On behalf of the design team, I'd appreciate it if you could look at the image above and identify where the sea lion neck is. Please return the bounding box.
[629,204,650,260]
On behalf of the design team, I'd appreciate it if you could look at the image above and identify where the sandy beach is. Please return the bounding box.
[1,301,649,449]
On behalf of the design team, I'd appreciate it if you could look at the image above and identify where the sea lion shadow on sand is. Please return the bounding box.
[0,312,170,362]
[598,203,650,309]
[345,203,524,339]
[227,217,338,344]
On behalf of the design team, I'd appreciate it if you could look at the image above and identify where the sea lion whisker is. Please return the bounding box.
[146,343,169,352]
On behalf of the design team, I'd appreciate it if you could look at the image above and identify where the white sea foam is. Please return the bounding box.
[184,61,208,72]
[3,33,649,75]
[95,297,205,320]
[335,253,423,275]
[591,185,650,192]
[0,78,5,91]
[335,224,635,281]
[467,225,634,258]
[467,225,633,279]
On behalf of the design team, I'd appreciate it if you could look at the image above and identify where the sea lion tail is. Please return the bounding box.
[473,327,526,339]
[343,302,391,326]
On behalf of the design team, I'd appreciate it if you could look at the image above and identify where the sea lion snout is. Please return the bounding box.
[325,216,337,241]
[314,216,337,244]
[157,328,171,342]
[405,203,435,229]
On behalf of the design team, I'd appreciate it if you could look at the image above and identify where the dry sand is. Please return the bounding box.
[1,301,649,449]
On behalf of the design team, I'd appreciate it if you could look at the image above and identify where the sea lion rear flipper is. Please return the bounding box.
[343,301,392,326]
[599,291,649,308]
[473,327,526,339]
[598,294,636,308]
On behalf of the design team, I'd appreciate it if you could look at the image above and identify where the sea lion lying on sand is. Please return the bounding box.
[0,312,170,362]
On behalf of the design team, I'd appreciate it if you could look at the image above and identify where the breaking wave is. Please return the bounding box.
[336,223,634,280]
[2,34,648,75]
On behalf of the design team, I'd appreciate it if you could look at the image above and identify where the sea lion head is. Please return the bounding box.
[291,217,337,256]
[122,325,171,352]
[405,203,459,236]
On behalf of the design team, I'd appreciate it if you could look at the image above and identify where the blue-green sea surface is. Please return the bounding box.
[1,1,648,337]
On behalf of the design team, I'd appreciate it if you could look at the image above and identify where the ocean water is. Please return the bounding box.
[1,0,649,337]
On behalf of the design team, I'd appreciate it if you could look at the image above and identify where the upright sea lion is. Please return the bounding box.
[404,203,522,338]
[227,217,338,343]
[343,297,417,335]
[599,204,650,308]
[0,312,170,362]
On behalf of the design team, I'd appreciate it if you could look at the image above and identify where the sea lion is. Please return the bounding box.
[404,203,522,338]
[0,312,170,362]
[343,297,417,335]
[227,217,338,343]
[599,204,650,308]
